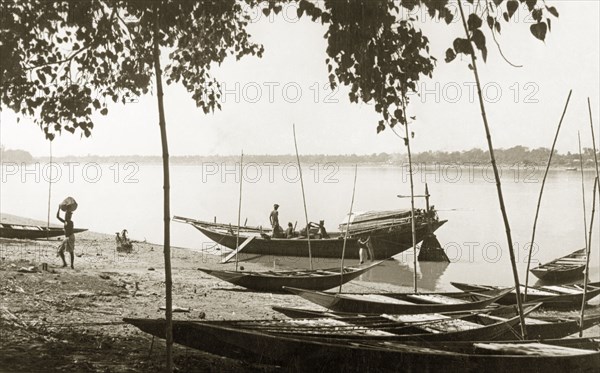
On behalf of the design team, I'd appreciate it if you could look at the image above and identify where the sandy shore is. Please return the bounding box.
[1,213,416,372]
[1,213,599,372]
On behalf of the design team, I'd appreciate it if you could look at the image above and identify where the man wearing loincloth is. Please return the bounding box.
[56,207,75,269]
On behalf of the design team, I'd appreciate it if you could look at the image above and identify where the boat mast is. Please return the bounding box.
[339,165,358,293]
[524,91,571,301]
[235,150,244,271]
[293,124,313,270]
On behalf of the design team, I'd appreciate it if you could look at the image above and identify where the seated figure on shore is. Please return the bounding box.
[116,229,133,252]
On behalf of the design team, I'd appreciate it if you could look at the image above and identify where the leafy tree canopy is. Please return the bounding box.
[0,0,558,139]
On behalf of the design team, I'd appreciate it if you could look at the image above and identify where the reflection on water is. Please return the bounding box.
[231,252,449,291]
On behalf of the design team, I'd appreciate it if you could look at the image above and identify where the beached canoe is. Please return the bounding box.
[125,304,539,346]
[198,261,382,292]
[530,249,587,282]
[175,215,446,259]
[125,317,599,372]
[450,281,600,308]
[283,287,513,314]
[0,223,87,240]
[271,305,600,341]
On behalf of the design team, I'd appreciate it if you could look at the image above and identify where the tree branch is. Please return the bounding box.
[25,46,90,72]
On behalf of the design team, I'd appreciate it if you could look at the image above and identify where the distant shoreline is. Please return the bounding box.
[1,159,598,170]
[2,145,599,167]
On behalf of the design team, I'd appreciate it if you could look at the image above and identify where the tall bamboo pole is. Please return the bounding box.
[339,165,358,293]
[580,177,598,336]
[152,4,173,371]
[524,90,572,300]
[399,92,418,293]
[457,1,527,339]
[293,124,313,270]
[46,140,53,240]
[578,132,589,253]
[235,151,244,271]
[588,98,600,199]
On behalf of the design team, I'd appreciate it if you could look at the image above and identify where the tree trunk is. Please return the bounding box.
[457,1,527,339]
[153,5,173,372]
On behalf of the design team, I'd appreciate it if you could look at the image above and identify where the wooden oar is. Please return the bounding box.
[221,236,255,264]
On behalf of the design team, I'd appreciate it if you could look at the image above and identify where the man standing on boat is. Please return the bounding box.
[270,204,283,238]
[56,207,75,269]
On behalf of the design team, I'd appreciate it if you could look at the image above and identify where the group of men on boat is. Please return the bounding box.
[269,203,373,263]
[269,203,329,239]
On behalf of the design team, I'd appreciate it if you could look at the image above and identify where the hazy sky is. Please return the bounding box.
[1,1,598,157]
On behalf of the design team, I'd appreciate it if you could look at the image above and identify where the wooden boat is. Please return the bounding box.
[283,287,513,314]
[126,317,599,372]
[271,305,600,341]
[0,222,87,240]
[174,214,446,259]
[198,261,382,292]
[530,249,587,282]
[125,304,539,348]
[451,281,600,308]
[338,208,448,257]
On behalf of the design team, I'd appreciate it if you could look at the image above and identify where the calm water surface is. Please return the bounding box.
[2,162,598,291]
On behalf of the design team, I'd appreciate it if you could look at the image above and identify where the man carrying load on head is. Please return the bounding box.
[56,207,75,269]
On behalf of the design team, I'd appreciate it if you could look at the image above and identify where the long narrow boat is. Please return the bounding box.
[125,304,538,346]
[284,287,513,314]
[198,261,382,292]
[175,215,446,259]
[0,222,87,240]
[530,248,587,282]
[125,317,600,372]
[451,281,600,308]
[271,305,600,341]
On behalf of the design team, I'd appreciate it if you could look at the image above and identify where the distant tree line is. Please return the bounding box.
[410,146,598,166]
[0,146,34,163]
[1,145,598,166]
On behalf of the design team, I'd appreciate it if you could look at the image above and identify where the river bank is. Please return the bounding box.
[1,213,598,372]
[1,213,416,372]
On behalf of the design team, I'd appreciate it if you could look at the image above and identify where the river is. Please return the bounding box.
[1,161,598,291]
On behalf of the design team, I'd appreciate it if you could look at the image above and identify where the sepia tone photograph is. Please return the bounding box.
[1,1,599,372]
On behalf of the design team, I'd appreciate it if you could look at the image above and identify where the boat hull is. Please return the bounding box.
[198,261,381,292]
[530,266,585,282]
[193,220,446,259]
[284,287,512,314]
[129,319,599,372]
[530,249,587,282]
[271,305,600,340]
[0,223,87,240]
[451,281,600,308]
